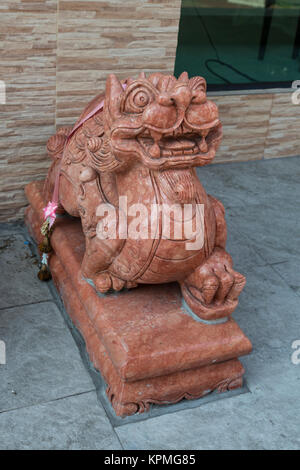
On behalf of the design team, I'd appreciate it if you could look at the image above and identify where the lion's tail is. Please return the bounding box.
[46,127,71,160]
[43,127,71,211]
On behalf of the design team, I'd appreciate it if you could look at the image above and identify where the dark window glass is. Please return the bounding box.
[174,0,300,90]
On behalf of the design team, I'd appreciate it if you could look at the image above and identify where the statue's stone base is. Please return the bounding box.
[25,180,252,417]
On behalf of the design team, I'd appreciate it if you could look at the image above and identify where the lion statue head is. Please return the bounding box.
[82,71,222,173]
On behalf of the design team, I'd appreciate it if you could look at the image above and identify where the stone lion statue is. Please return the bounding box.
[44,71,246,321]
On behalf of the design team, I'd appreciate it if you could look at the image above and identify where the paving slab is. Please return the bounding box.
[198,158,300,265]
[0,301,95,412]
[228,200,300,264]
[115,389,300,450]
[225,217,267,272]
[271,259,300,296]
[0,157,299,450]
[0,391,122,450]
[234,265,300,354]
[0,223,24,237]
[234,265,300,397]
[0,232,52,309]
[198,160,276,209]
[197,156,300,211]
[115,264,300,450]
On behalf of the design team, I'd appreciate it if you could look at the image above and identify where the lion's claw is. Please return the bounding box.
[180,248,246,321]
[93,272,136,294]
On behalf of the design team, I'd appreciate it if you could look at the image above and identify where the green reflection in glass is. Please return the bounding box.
[174,0,300,89]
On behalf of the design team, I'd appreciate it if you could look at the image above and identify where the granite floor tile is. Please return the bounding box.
[0,223,24,237]
[1,157,299,449]
[197,158,300,265]
[225,220,267,272]
[234,265,300,352]
[271,259,300,296]
[229,202,300,264]
[197,156,300,211]
[0,301,95,412]
[0,233,52,309]
[115,264,300,450]
[0,391,122,450]
[198,159,277,209]
[234,265,300,394]
[115,390,300,450]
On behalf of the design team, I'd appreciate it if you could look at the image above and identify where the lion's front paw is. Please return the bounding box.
[93,272,124,293]
[180,248,246,321]
[92,272,138,294]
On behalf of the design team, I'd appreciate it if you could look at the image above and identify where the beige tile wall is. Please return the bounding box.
[56,0,182,127]
[264,92,300,159]
[211,93,273,164]
[0,1,298,222]
[211,91,300,163]
[0,0,57,222]
[0,0,182,221]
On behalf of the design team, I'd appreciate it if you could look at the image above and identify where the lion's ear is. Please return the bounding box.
[105,74,124,121]
[189,76,207,93]
[86,135,123,172]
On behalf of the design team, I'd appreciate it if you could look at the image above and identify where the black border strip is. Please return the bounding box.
[207,81,292,92]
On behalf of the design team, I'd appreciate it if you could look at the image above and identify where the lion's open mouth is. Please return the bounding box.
[137,123,221,160]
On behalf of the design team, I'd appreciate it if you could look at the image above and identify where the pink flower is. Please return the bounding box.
[43,201,58,226]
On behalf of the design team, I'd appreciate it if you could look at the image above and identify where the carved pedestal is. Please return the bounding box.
[25,180,252,417]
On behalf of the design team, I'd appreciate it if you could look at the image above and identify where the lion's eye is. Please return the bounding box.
[124,87,152,114]
[134,91,149,107]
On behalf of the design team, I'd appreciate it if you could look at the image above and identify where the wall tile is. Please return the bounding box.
[56,0,182,126]
[0,1,57,222]
[0,1,298,221]
[211,94,273,164]
[264,92,300,159]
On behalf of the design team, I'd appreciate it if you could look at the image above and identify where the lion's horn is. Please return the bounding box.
[178,71,189,83]
[105,74,124,120]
